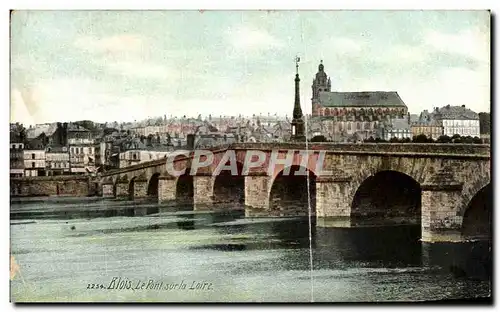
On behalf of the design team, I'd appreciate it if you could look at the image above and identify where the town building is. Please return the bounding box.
[10,132,24,177]
[67,123,97,175]
[45,146,70,176]
[69,145,96,175]
[23,149,46,177]
[310,61,408,141]
[189,133,238,149]
[435,105,480,137]
[379,118,412,141]
[411,120,443,140]
[119,149,172,168]
[25,123,57,139]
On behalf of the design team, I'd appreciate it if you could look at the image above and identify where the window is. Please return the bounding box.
[32,153,35,159]
[348,123,352,131]
[357,122,361,130]
[132,153,137,160]
[32,162,35,168]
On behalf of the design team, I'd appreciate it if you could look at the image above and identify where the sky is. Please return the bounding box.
[10,10,490,125]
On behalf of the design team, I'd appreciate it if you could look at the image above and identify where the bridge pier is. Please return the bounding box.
[158,175,177,204]
[244,174,271,217]
[102,182,114,198]
[132,176,148,200]
[315,173,353,227]
[421,169,464,243]
[193,175,215,210]
[115,181,129,198]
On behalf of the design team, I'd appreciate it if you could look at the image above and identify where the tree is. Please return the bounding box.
[147,134,154,146]
[473,136,483,144]
[19,128,26,143]
[389,137,400,143]
[364,136,376,143]
[479,112,491,134]
[401,137,411,143]
[412,134,429,143]
[311,135,328,142]
[436,135,451,143]
[451,134,462,143]
[462,136,474,144]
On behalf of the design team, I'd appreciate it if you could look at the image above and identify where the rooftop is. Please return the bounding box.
[319,91,407,108]
[437,105,479,120]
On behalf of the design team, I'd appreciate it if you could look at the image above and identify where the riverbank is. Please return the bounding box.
[10,175,99,197]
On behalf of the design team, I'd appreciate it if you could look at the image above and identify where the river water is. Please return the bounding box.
[10,198,491,303]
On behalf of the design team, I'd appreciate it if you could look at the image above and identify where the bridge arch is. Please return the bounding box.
[350,170,421,225]
[461,183,492,241]
[268,165,317,217]
[213,161,245,206]
[147,173,160,197]
[176,168,194,206]
[128,177,136,200]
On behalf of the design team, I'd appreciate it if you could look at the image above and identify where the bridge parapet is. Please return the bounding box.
[228,143,490,157]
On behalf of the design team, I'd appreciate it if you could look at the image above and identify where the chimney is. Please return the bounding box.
[56,122,63,145]
[62,123,68,146]
[461,105,466,108]
[186,134,195,149]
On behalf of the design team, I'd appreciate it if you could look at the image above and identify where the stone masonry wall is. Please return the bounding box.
[244,175,271,217]
[11,176,91,197]
[133,180,148,199]
[102,184,114,197]
[193,176,215,209]
[158,177,177,203]
[421,189,464,242]
[115,182,129,198]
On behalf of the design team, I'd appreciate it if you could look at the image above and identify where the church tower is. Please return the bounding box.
[291,56,305,142]
[311,60,331,102]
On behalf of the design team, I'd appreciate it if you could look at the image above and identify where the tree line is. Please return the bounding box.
[310,134,486,144]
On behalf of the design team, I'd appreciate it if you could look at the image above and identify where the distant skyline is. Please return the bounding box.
[10,10,490,125]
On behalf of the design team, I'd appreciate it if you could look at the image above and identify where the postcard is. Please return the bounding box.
[9,10,491,303]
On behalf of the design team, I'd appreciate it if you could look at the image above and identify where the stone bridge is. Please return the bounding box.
[99,143,491,243]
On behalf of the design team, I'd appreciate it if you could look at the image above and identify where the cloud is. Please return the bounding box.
[74,35,179,81]
[10,89,35,125]
[106,59,177,80]
[329,37,364,55]
[423,28,489,62]
[74,34,145,56]
[228,26,284,51]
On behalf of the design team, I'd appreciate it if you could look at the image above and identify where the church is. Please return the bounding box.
[309,61,409,142]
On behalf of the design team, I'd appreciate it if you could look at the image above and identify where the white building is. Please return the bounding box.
[24,150,46,177]
[437,105,480,137]
[380,118,412,141]
[69,145,96,174]
[119,150,171,168]
[45,146,70,176]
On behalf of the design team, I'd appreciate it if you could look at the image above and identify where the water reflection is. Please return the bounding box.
[10,198,492,302]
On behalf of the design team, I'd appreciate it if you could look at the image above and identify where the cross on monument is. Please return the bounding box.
[295,56,300,74]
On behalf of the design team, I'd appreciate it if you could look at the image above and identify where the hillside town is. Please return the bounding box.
[10,61,490,178]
